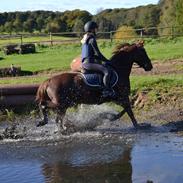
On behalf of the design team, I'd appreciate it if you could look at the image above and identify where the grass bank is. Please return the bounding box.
[130,74,183,109]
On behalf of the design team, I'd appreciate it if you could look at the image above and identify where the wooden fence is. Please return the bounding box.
[0,26,183,46]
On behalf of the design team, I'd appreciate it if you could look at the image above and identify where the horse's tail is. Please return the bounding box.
[35,79,50,105]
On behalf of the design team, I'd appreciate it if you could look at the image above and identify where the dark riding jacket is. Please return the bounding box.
[81,34,108,64]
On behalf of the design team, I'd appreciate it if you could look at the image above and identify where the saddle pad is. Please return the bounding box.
[81,71,118,88]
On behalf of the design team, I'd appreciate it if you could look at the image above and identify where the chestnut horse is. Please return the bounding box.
[36,42,153,132]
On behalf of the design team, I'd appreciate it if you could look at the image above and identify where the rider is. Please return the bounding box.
[81,21,115,98]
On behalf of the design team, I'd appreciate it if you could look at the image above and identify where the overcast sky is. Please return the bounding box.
[0,0,159,14]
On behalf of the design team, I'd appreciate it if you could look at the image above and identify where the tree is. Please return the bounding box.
[158,0,177,35]
[36,17,45,32]
[13,18,23,33]
[175,0,183,33]
[4,22,13,33]
[46,21,60,33]
[23,19,36,33]
[73,19,85,32]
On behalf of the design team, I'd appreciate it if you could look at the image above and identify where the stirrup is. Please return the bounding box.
[102,89,115,98]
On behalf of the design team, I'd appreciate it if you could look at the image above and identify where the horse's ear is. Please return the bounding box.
[120,45,129,52]
[136,40,144,48]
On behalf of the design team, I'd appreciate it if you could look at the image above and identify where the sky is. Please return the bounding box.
[0,0,159,14]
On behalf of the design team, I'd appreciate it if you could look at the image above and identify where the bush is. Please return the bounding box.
[113,26,137,40]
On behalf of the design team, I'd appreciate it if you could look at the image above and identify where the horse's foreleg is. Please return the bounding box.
[124,106,138,128]
[114,96,139,128]
[37,104,48,127]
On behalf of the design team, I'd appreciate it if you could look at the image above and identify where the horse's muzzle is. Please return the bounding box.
[144,63,153,71]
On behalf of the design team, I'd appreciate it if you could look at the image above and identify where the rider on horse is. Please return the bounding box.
[81,21,115,98]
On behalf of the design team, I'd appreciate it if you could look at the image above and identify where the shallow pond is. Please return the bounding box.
[0,106,183,183]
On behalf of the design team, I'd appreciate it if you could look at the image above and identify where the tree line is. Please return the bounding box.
[0,0,182,35]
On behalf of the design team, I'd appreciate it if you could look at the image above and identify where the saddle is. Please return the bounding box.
[80,69,118,88]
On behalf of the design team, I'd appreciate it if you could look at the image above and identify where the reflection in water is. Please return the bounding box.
[42,148,132,183]
[0,129,183,183]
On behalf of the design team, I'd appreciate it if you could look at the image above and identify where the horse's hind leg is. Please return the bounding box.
[37,104,48,127]
[55,108,67,131]
[56,107,78,135]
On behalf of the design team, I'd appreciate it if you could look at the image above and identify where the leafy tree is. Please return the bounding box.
[46,21,60,33]
[158,0,177,35]
[13,18,23,33]
[36,17,45,32]
[73,19,85,32]
[23,19,36,33]
[175,0,183,33]
[4,22,13,33]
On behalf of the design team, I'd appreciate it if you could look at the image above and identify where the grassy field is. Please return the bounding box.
[0,37,183,93]
[0,37,183,73]
[0,44,81,72]
[0,35,79,46]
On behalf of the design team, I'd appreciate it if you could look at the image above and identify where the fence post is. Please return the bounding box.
[20,34,23,45]
[110,31,113,42]
[171,26,174,38]
[140,29,143,37]
[50,32,53,46]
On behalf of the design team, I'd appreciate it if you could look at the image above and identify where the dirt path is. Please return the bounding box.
[132,59,183,75]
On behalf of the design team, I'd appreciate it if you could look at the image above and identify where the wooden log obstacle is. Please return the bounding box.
[3,43,36,55]
[0,84,39,107]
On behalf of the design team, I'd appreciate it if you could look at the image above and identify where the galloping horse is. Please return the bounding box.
[36,42,153,132]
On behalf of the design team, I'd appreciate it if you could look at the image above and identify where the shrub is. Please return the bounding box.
[114,26,137,40]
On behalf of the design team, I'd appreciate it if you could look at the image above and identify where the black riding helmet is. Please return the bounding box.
[84,21,98,32]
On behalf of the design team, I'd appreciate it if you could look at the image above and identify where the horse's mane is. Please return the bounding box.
[112,43,137,56]
[112,40,145,57]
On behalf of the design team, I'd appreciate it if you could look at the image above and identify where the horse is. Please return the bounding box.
[36,41,153,133]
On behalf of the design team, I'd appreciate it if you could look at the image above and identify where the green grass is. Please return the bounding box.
[0,35,79,46]
[0,76,48,85]
[130,74,183,92]
[145,39,183,60]
[130,74,183,104]
[0,46,182,84]
[0,73,182,90]
[0,37,183,76]
[0,44,81,72]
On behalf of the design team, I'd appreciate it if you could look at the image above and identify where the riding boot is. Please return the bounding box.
[102,78,115,98]
[102,68,116,98]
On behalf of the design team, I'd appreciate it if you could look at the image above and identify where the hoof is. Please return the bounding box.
[60,127,76,136]
[59,123,78,135]
[110,114,120,121]
[135,123,151,130]
[36,121,48,127]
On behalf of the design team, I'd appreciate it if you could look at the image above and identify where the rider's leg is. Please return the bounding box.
[82,63,110,86]
[82,63,115,97]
